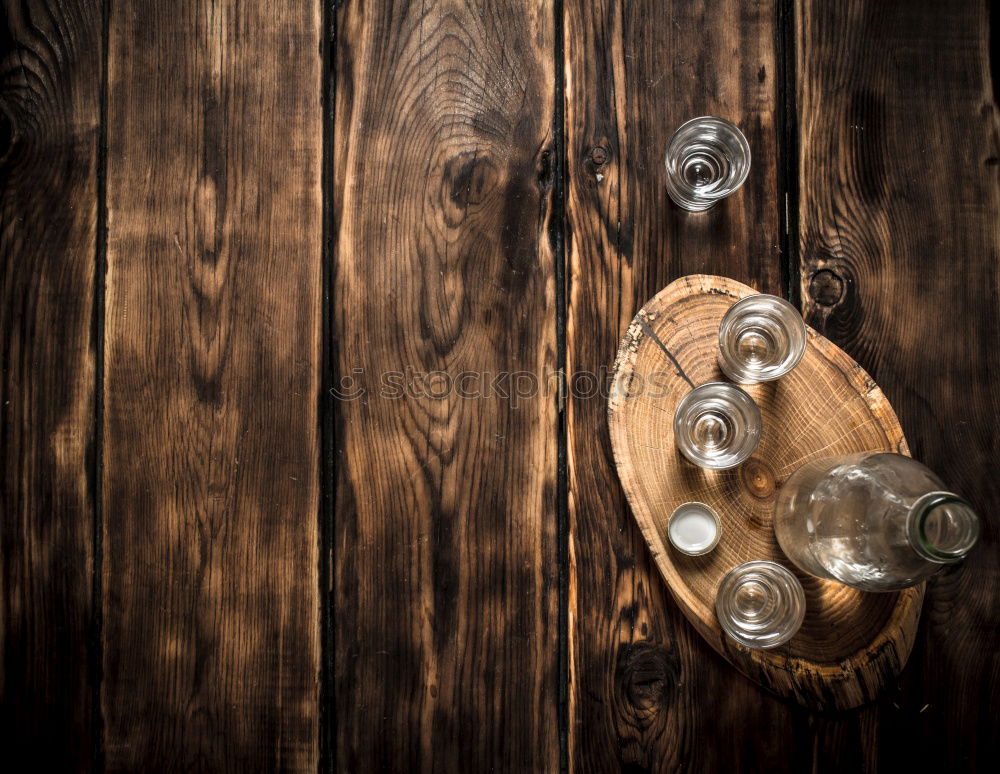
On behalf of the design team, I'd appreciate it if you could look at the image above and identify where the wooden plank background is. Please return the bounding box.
[563,1,803,770]
[331,1,558,769]
[797,1,1000,769]
[1,1,99,769]
[101,0,321,770]
[1,0,997,771]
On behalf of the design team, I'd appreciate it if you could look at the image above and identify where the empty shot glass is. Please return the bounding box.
[716,560,805,649]
[673,382,761,470]
[717,294,807,383]
[664,116,751,211]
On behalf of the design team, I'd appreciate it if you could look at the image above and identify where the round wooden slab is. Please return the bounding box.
[608,274,924,711]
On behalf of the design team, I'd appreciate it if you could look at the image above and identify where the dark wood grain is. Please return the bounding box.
[563,1,815,770]
[797,0,1000,769]
[2,0,997,767]
[0,1,100,768]
[102,1,322,769]
[331,1,559,770]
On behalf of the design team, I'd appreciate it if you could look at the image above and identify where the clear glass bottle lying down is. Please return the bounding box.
[774,452,980,592]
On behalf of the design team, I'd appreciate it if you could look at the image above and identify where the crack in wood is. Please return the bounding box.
[635,315,695,390]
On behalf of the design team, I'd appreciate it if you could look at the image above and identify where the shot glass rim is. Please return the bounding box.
[665,115,752,201]
[715,559,806,649]
[672,381,762,470]
[717,293,808,383]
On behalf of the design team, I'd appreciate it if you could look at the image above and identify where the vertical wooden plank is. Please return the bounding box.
[798,0,1000,769]
[332,1,558,769]
[102,1,322,769]
[564,1,813,769]
[0,1,100,768]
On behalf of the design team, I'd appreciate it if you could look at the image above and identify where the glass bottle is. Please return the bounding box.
[774,452,980,592]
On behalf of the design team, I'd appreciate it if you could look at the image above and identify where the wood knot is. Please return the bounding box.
[589,146,609,166]
[615,642,679,713]
[444,151,498,209]
[0,107,13,163]
[537,149,554,191]
[740,457,776,500]
[808,269,844,307]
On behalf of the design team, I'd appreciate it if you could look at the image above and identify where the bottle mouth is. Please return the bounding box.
[907,491,981,563]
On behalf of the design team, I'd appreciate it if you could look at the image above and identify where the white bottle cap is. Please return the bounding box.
[667,502,721,556]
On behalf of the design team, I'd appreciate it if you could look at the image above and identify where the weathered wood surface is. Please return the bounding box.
[797,0,1000,769]
[1,0,998,769]
[0,2,101,771]
[0,0,100,769]
[331,1,559,770]
[609,274,922,711]
[101,1,322,769]
[563,1,815,771]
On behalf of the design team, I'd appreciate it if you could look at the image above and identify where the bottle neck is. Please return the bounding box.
[906,491,981,564]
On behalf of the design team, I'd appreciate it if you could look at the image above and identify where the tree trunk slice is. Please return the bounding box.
[608,274,923,711]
